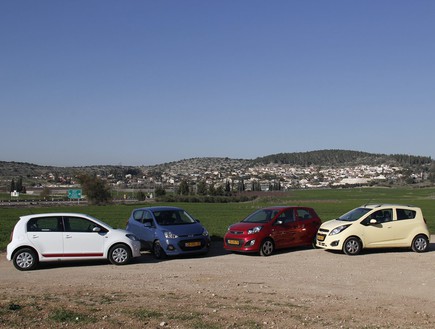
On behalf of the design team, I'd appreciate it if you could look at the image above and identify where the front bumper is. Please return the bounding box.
[223,234,260,253]
[131,241,142,258]
[162,237,211,255]
[316,232,343,250]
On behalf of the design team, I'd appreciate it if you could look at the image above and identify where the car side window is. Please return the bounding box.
[27,217,63,232]
[64,216,103,233]
[133,210,145,222]
[281,209,295,223]
[296,209,312,220]
[396,209,416,220]
[369,209,393,223]
[143,211,154,226]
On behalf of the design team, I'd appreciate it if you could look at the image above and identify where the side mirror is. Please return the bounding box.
[275,220,283,225]
[370,219,378,225]
[144,222,152,228]
[92,227,101,232]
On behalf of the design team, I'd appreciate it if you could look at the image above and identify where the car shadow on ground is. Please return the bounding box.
[25,240,435,270]
[324,241,435,256]
[133,238,232,264]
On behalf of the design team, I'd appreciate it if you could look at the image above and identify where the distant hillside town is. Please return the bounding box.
[1,150,434,198]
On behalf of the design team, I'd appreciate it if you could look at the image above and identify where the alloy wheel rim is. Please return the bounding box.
[112,248,127,263]
[346,240,359,254]
[263,241,273,255]
[415,238,427,251]
[17,252,33,269]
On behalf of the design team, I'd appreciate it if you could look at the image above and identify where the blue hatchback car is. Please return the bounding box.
[126,206,211,259]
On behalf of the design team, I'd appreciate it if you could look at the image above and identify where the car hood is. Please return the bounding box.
[229,222,266,232]
[320,219,352,230]
[161,223,205,236]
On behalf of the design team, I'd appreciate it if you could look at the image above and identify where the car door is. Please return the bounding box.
[128,210,155,250]
[293,208,319,246]
[26,216,64,258]
[270,209,297,249]
[360,209,397,247]
[62,216,107,258]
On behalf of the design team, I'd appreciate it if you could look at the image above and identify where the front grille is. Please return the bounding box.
[178,233,202,238]
[229,230,244,235]
[319,228,329,233]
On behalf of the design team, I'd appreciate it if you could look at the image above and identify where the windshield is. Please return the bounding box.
[242,209,280,223]
[338,207,371,222]
[153,210,196,226]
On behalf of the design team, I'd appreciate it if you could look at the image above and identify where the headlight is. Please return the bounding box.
[164,231,178,239]
[248,226,262,235]
[329,225,351,236]
[202,229,209,237]
[126,234,139,241]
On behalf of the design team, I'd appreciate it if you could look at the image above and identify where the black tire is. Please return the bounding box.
[312,236,318,249]
[343,237,362,255]
[412,235,429,253]
[108,244,132,265]
[152,241,166,259]
[259,239,274,256]
[13,248,38,271]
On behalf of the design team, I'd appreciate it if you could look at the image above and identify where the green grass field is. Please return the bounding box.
[1,187,435,251]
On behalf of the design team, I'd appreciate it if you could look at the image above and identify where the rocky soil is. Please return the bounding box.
[1,238,435,328]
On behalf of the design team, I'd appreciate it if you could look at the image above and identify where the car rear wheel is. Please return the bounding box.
[260,239,274,256]
[13,248,38,271]
[343,237,362,255]
[153,241,166,259]
[412,235,429,253]
[108,244,132,265]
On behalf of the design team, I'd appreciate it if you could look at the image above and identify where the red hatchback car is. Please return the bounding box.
[224,206,321,256]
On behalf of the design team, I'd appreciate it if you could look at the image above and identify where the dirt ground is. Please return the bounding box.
[1,237,435,329]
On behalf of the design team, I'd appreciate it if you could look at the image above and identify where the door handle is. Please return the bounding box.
[65,235,72,239]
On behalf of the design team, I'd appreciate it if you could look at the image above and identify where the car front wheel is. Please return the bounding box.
[13,248,38,271]
[412,235,429,253]
[152,241,166,259]
[260,239,274,256]
[343,237,362,255]
[108,244,132,265]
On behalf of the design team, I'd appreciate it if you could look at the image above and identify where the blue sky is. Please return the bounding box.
[1,1,434,166]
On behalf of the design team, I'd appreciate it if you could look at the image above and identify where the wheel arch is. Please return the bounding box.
[108,242,132,254]
[344,235,363,247]
[12,245,40,261]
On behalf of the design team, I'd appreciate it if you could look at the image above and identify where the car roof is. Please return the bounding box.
[132,206,183,212]
[18,213,111,227]
[262,206,305,210]
[360,204,418,209]
[20,212,92,219]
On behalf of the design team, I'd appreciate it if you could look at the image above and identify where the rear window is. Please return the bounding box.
[396,209,416,220]
[296,208,314,220]
[27,217,62,232]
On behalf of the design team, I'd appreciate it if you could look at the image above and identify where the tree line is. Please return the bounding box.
[254,149,433,167]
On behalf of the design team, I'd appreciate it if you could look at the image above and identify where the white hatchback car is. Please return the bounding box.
[316,204,431,255]
[7,213,142,270]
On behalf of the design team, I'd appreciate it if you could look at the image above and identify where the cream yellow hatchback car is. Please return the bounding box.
[316,204,430,255]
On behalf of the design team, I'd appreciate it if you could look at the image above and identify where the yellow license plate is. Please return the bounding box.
[227,239,240,245]
[317,234,325,241]
[185,241,201,247]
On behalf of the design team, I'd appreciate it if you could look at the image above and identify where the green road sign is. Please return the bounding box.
[68,189,82,199]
